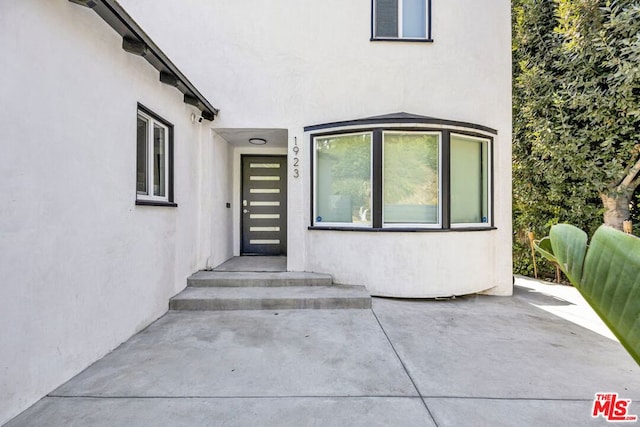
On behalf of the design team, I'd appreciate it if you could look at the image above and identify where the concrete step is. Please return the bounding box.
[169,285,371,311]
[187,271,333,287]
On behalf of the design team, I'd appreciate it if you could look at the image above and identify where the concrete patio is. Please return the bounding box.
[5,277,639,426]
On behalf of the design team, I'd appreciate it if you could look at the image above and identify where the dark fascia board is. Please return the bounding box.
[69,0,219,121]
[304,112,497,135]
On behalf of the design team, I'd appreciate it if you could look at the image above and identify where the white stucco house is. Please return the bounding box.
[0,0,512,423]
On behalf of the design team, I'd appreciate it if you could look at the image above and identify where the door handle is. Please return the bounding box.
[243,209,249,214]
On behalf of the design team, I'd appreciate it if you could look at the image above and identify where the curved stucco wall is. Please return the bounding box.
[306,230,498,298]
[300,119,510,298]
[297,121,511,298]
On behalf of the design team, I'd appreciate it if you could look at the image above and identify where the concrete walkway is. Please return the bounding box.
[5,278,639,426]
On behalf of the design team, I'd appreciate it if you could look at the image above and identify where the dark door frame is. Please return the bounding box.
[240,154,287,255]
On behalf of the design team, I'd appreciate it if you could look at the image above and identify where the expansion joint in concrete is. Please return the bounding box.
[371,308,439,427]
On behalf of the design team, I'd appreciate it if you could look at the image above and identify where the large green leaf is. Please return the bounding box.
[580,226,640,365]
[534,236,556,263]
[534,224,640,365]
[533,224,588,284]
[548,224,588,285]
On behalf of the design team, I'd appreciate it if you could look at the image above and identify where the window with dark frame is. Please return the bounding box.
[136,105,175,206]
[312,129,492,230]
[450,134,490,226]
[383,131,440,227]
[372,0,432,41]
[315,132,373,226]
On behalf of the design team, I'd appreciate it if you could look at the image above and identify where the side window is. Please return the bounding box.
[450,134,490,226]
[136,106,174,205]
[373,0,431,41]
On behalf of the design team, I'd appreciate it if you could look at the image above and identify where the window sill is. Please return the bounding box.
[308,226,496,232]
[370,37,434,43]
[135,199,178,207]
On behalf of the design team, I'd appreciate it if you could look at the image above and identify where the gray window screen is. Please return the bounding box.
[375,0,398,38]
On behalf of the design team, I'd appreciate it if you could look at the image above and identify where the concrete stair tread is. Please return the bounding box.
[174,284,368,299]
[170,285,371,311]
[188,271,333,287]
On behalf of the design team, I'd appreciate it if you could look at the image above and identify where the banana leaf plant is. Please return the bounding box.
[534,224,640,365]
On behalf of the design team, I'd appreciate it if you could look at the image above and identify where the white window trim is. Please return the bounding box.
[398,0,406,38]
[450,133,492,229]
[137,109,170,203]
[382,130,442,229]
[313,132,373,228]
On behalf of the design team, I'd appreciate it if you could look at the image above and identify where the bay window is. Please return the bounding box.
[312,128,492,230]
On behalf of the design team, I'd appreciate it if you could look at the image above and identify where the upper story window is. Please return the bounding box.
[372,0,432,41]
[136,105,176,206]
[311,127,492,231]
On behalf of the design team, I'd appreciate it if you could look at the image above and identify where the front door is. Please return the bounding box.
[241,155,287,255]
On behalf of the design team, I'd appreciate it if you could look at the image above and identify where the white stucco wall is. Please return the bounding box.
[0,1,219,423]
[307,230,498,297]
[119,0,512,297]
[118,0,511,130]
[207,132,234,267]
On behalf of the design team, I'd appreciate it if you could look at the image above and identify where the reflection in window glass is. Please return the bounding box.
[153,124,166,197]
[315,133,372,225]
[451,134,489,224]
[402,0,426,38]
[136,116,148,194]
[383,132,439,225]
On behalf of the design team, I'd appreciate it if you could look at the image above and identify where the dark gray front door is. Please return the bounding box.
[241,155,287,255]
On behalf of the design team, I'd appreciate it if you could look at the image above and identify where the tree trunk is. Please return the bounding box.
[601,193,631,231]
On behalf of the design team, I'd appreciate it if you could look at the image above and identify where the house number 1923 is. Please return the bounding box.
[292,137,300,178]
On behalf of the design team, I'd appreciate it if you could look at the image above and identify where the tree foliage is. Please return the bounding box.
[383,134,438,205]
[513,0,640,275]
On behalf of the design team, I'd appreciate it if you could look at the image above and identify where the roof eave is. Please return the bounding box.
[69,0,219,121]
[304,112,498,134]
